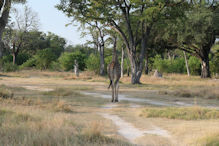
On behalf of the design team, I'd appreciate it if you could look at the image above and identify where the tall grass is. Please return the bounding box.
[0,85,13,99]
[0,108,133,146]
[140,107,219,120]
[196,133,219,146]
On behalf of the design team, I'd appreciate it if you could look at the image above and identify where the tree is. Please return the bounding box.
[161,1,218,78]
[3,5,39,65]
[0,0,26,58]
[81,22,106,76]
[57,0,184,84]
[46,32,66,58]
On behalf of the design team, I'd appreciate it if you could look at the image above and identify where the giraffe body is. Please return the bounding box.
[107,37,121,102]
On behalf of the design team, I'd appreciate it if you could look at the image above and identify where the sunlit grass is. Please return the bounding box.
[196,133,219,146]
[140,107,219,120]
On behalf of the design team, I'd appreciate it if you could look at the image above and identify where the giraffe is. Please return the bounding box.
[107,37,121,102]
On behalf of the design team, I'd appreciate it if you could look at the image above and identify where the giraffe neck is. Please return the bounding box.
[112,37,118,62]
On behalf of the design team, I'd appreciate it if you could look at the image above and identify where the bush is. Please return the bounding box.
[188,56,201,75]
[153,55,169,73]
[59,51,86,71]
[86,54,100,73]
[153,55,186,73]
[50,61,61,71]
[16,53,31,65]
[35,48,56,70]
[2,62,18,72]
[20,58,37,69]
[169,58,186,73]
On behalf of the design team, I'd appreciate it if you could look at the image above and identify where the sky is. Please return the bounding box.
[14,0,89,45]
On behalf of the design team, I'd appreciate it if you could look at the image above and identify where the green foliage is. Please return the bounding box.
[16,53,31,65]
[104,55,112,71]
[153,55,168,73]
[0,55,13,64]
[47,32,66,58]
[86,54,100,73]
[2,63,18,72]
[188,56,201,75]
[210,44,219,75]
[20,58,36,69]
[35,49,56,70]
[50,61,62,71]
[153,55,186,73]
[59,51,86,71]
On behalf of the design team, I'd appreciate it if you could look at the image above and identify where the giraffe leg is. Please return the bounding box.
[111,82,114,102]
[115,80,119,102]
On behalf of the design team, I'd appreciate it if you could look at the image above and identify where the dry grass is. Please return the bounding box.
[196,133,219,146]
[0,85,13,99]
[140,106,219,120]
[43,88,79,97]
[159,87,219,99]
[0,104,132,146]
[53,100,75,113]
[1,70,219,145]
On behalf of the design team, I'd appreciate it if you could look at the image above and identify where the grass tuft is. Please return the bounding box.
[0,85,14,99]
[53,100,75,113]
[43,88,82,97]
[196,133,219,146]
[140,107,219,120]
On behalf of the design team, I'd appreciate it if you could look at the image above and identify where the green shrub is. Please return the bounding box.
[86,54,100,73]
[2,62,18,72]
[35,48,56,70]
[20,58,37,69]
[59,51,86,71]
[50,61,61,71]
[153,55,169,73]
[153,55,185,73]
[16,53,31,65]
[210,59,219,75]
[188,56,201,75]
[169,58,186,73]
[1,55,13,63]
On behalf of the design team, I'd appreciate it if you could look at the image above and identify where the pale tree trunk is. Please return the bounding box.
[74,60,79,77]
[183,51,190,76]
[121,47,124,78]
[12,53,16,65]
[201,57,210,78]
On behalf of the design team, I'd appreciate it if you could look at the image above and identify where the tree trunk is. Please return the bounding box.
[183,51,190,76]
[201,57,210,78]
[74,60,79,77]
[128,50,143,84]
[99,45,105,76]
[121,47,124,78]
[0,0,11,59]
[127,65,130,76]
[145,49,149,75]
[12,53,16,65]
